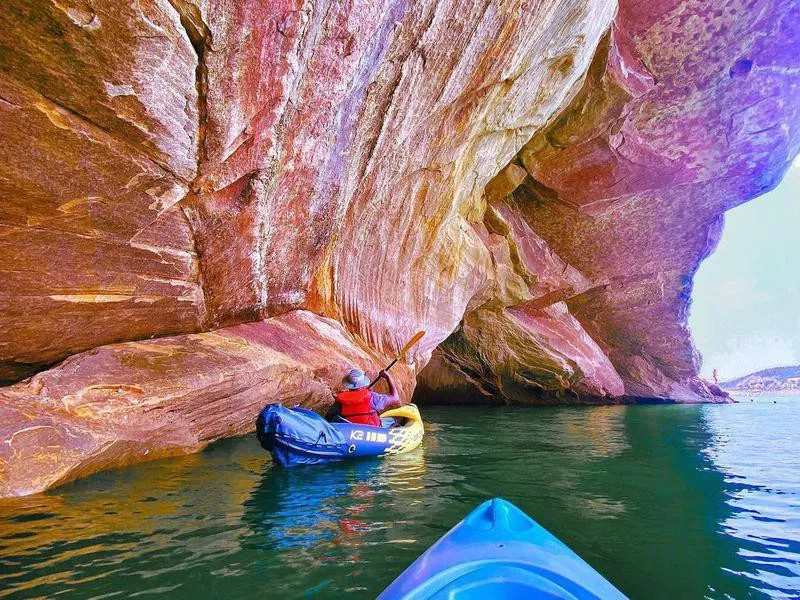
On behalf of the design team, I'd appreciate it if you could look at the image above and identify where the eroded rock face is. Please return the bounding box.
[0,310,413,497]
[420,0,800,402]
[0,1,204,381]
[1,0,798,494]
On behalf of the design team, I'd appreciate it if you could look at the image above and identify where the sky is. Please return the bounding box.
[690,156,800,381]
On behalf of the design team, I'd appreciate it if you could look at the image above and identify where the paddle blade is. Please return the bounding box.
[399,331,425,359]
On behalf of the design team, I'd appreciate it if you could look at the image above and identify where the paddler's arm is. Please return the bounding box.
[325,400,341,421]
[377,370,402,409]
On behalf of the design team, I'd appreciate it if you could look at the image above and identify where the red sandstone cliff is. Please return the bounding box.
[1,0,798,496]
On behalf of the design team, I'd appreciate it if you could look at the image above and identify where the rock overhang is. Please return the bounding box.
[1,0,799,495]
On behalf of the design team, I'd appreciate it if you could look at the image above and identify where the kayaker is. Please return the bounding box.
[327,368,401,426]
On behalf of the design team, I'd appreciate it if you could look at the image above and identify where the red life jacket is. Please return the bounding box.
[335,388,380,426]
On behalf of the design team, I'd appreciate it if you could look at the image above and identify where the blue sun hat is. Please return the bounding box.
[342,368,371,390]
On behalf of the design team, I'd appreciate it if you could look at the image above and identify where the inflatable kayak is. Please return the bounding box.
[379,498,627,600]
[256,403,423,467]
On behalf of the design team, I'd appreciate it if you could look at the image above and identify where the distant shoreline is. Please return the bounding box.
[718,365,800,398]
[728,390,800,398]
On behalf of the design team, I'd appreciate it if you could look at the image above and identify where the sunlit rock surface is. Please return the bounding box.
[1,0,798,494]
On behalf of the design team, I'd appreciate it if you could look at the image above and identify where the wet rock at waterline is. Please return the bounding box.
[1,0,799,495]
[0,311,414,497]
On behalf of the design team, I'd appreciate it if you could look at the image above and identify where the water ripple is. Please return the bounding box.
[0,402,798,598]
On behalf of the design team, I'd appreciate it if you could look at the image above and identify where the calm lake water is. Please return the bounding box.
[1,398,799,599]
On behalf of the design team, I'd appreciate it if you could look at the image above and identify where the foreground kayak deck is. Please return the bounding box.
[379,498,627,599]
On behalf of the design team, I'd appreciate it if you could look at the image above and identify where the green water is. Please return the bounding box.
[1,399,799,599]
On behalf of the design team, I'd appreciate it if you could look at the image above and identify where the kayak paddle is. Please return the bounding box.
[369,331,425,387]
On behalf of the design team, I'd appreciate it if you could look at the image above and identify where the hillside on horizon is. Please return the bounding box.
[721,365,800,395]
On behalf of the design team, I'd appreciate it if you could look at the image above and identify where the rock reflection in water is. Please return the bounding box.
[0,443,265,598]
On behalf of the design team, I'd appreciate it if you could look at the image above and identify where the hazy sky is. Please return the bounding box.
[690,157,800,381]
